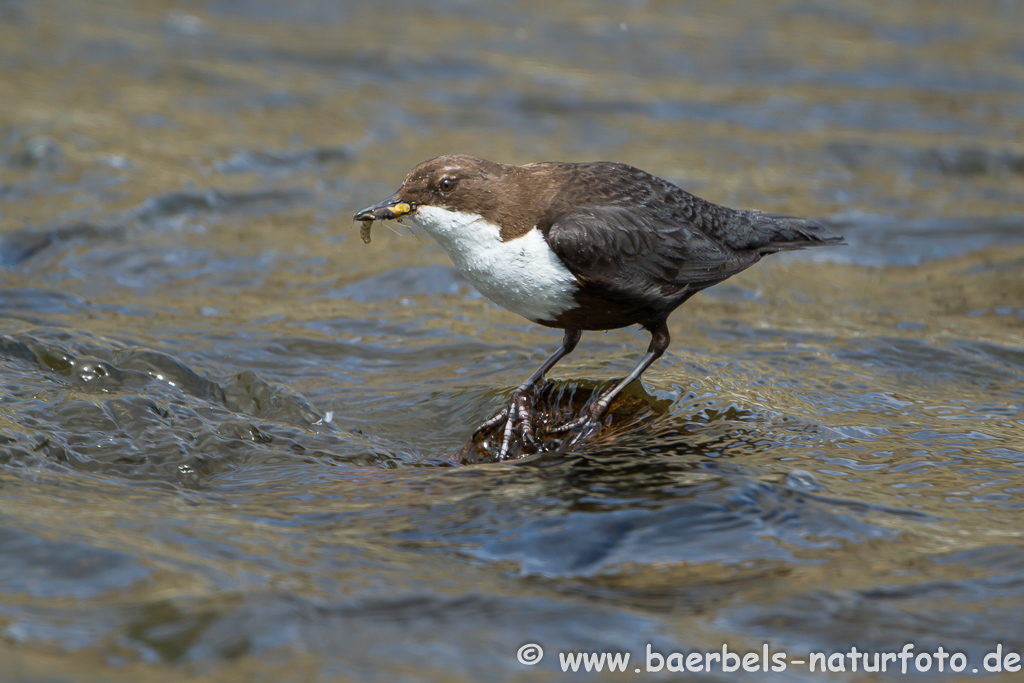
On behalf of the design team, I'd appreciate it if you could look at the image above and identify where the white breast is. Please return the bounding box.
[411,205,578,323]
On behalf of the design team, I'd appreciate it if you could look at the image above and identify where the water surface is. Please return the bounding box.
[2,0,1024,680]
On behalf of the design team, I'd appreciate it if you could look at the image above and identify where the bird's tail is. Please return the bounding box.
[724,210,844,254]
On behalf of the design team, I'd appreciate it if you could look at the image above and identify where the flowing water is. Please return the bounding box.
[2,0,1024,681]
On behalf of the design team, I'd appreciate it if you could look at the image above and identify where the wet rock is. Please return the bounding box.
[452,380,670,465]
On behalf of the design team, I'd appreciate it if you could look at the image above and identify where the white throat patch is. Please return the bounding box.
[411,205,578,323]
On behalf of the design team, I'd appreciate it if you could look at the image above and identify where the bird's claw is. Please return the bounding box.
[548,398,610,445]
[474,389,537,460]
[472,384,619,460]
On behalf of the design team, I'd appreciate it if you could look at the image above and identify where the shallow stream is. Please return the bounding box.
[2,1,1023,680]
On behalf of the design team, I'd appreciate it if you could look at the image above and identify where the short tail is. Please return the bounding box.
[723,210,844,254]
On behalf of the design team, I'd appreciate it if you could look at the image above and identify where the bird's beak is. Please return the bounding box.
[353,195,416,222]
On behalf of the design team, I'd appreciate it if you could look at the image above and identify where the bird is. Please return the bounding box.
[355,154,842,459]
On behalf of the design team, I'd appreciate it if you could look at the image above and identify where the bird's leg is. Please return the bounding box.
[475,328,581,458]
[551,322,670,443]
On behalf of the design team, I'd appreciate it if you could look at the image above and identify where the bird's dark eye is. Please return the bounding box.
[438,177,457,193]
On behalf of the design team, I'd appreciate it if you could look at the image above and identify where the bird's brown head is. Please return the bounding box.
[354,154,509,223]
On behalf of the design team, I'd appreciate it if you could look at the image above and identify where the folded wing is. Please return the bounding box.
[543,204,759,320]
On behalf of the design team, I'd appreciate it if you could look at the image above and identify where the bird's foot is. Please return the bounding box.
[473,388,538,460]
[548,396,611,446]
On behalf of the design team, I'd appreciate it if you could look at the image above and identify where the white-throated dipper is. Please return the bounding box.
[355,155,842,458]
